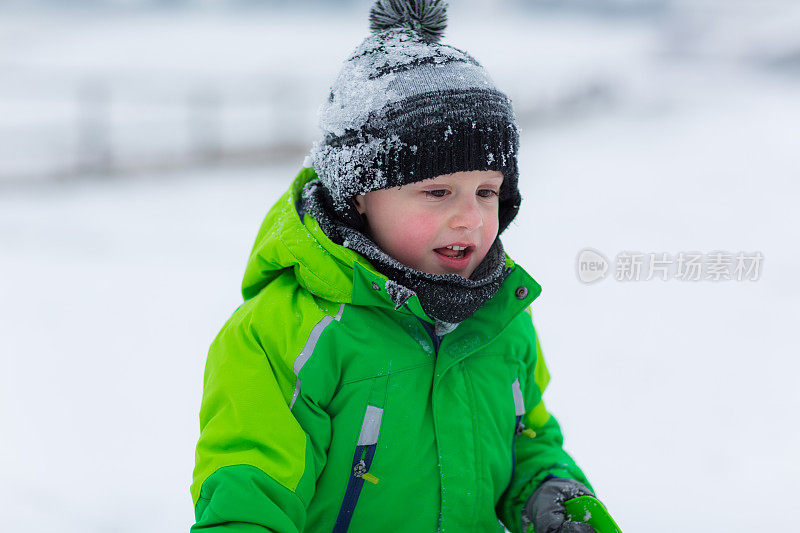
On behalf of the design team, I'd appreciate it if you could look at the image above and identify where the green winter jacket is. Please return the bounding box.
[191,167,591,533]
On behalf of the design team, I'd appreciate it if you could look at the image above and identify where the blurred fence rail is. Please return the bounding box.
[0,75,319,183]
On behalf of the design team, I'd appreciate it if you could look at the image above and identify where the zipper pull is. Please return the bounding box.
[361,472,380,484]
[353,459,380,485]
[516,421,537,439]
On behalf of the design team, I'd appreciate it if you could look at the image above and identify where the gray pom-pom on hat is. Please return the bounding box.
[308,0,521,233]
[369,0,448,43]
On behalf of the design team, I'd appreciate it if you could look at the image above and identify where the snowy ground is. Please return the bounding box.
[2,4,800,533]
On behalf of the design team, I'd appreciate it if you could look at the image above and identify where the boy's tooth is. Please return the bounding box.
[437,246,466,259]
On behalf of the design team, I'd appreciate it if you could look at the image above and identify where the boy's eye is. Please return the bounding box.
[477,189,499,198]
[426,189,449,198]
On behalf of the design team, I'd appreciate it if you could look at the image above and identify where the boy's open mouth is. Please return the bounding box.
[434,244,474,260]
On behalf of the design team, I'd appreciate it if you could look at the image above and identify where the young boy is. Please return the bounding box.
[191,1,610,531]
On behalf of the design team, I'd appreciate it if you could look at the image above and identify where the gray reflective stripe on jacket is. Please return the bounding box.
[290,303,345,409]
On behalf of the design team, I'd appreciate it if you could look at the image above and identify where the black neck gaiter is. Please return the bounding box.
[301,180,508,330]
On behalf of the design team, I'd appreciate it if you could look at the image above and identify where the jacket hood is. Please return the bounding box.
[242,166,378,304]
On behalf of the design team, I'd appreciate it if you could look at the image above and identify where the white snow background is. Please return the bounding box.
[1,2,799,532]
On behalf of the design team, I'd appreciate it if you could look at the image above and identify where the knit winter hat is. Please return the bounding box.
[307,0,521,233]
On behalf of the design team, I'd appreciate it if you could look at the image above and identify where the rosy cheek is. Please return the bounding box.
[391,213,439,257]
[477,215,499,260]
[485,218,499,244]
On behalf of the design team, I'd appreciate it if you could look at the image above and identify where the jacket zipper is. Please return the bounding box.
[332,444,379,532]
[333,404,383,532]
[509,378,537,532]
[505,414,522,494]
[418,318,442,355]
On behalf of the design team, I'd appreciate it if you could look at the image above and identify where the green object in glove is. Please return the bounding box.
[564,496,622,533]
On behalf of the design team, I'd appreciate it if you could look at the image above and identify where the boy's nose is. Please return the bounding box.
[449,197,483,231]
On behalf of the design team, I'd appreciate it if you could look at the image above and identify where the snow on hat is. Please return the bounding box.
[307,0,521,233]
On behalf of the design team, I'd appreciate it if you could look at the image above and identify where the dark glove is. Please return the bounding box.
[523,477,596,533]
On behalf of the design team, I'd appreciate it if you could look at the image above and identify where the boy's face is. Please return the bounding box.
[354,170,504,278]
